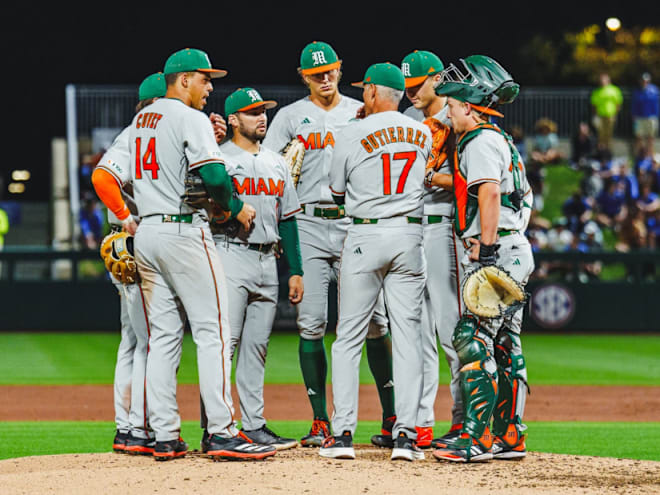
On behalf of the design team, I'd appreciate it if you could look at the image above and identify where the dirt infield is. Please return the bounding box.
[1,448,659,495]
[1,384,659,421]
[2,384,660,494]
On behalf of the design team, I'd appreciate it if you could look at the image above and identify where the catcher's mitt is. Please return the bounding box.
[181,171,232,225]
[100,231,137,284]
[281,137,305,188]
[462,265,528,319]
[423,117,451,172]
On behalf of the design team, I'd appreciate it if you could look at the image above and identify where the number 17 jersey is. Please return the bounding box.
[128,98,224,217]
[329,111,431,219]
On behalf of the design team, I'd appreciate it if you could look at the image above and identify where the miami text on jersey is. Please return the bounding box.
[233,177,285,197]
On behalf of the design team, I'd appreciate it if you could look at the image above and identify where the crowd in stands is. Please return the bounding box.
[518,72,660,281]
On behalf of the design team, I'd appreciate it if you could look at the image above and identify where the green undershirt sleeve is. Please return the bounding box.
[198,163,244,217]
[279,216,303,276]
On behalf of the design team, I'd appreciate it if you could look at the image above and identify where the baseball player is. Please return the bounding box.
[320,63,430,461]
[402,50,465,450]
[92,73,165,455]
[213,87,303,450]
[431,55,534,462]
[263,41,396,446]
[129,48,275,461]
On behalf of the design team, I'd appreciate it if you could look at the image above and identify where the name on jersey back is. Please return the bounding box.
[361,126,427,153]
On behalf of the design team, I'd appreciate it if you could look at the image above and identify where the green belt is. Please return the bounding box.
[472,229,519,240]
[426,215,450,224]
[353,217,422,225]
[160,214,193,223]
[302,204,346,219]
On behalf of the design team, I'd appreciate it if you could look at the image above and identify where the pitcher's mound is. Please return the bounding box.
[1,447,658,494]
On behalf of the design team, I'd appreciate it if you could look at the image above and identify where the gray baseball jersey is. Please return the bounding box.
[217,141,301,243]
[405,105,464,429]
[214,141,301,432]
[328,110,429,440]
[263,95,362,205]
[129,97,238,442]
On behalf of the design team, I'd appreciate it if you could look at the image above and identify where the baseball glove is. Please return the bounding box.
[281,137,305,188]
[100,231,137,284]
[181,171,232,225]
[462,265,528,319]
[423,117,451,172]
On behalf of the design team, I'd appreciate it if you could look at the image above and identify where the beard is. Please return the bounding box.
[238,120,267,142]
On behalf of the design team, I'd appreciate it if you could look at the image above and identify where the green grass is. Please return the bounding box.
[1,332,659,385]
[1,421,658,462]
[538,163,582,222]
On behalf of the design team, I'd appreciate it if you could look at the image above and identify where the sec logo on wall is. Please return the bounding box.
[530,283,576,329]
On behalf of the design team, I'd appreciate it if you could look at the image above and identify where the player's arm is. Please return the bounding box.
[279,217,304,304]
[91,168,137,234]
[328,131,348,205]
[262,106,294,152]
[197,163,244,216]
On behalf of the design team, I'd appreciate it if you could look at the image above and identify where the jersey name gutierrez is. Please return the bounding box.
[360,126,428,153]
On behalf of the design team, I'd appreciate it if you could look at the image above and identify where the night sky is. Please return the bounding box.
[4,2,653,200]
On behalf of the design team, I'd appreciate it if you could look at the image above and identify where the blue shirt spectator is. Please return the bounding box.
[80,198,104,250]
[611,162,640,201]
[632,77,660,119]
[562,192,593,233]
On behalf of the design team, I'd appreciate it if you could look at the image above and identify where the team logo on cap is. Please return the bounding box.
[247,89,261,102]
[402,63,411,77]
[311,51,328,66]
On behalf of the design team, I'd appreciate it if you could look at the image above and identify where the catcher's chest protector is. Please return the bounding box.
[452,124,524,237]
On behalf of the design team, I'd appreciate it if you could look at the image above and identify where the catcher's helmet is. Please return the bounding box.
[435,55,519,109]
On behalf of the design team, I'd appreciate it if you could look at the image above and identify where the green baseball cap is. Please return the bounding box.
[163,48,227,78]
[401,50,444,88]
[299,41,342,75]
[138,72,166,101]
[352,63,405,91]
[224,87,277,116]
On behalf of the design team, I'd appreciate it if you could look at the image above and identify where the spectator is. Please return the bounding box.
[636,182,660,217]
[580,160,604,198]
[546,216,574,252]
[508,125,527,164]
[562,190,593,234]
[616,203,648,252]
[646,209,660,249]
[634,146,654,176]
[632,72,659,158]
[530,117,563,165]
[79,193,105,250]
[594,178,627,229]
[570,121,598,170]
[0,204,8,278]
[590,73,623,151]
[611,159,640,202]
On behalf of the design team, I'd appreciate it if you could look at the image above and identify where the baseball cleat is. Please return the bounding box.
[492,424,527,460]
[433,428,493,463]
[207,432,277,461]
[415,426,434,449]
[112,430,130,453]
[319,431,355,459]
[370,415,396,449]
[430,423,463,449]
[241,425,298,451]
[153,437,188,461]
[125,433,156,455]
[300,419,331,447]
[391,432,425,461]
[201,430,211,453]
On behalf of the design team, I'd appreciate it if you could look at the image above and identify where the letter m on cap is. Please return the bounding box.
[247,89,260,102]
[402,63,411,77]
[312,51,328,66]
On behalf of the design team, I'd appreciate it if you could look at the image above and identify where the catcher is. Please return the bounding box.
[427,55,534,463]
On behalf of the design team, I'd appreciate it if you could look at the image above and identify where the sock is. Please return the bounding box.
[299,337,328,421]
[366,333,396,421]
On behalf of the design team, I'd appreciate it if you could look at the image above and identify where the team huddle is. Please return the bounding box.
[92,41,534,464]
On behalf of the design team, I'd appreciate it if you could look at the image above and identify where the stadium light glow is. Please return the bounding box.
[606,17,621,31]
[11,170,31,181]
[8,182,25,194]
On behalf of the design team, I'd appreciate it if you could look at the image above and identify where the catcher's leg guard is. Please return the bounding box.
[492,328,529,437]
[451,315,498,441]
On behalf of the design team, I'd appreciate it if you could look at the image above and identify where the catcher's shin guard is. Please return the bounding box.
[452,316,498,440]
[492,328,529,437]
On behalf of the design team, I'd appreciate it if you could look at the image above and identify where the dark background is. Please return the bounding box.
[3,2,653,199]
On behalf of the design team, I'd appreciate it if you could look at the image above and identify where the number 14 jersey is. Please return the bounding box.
[128,98,224,217]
